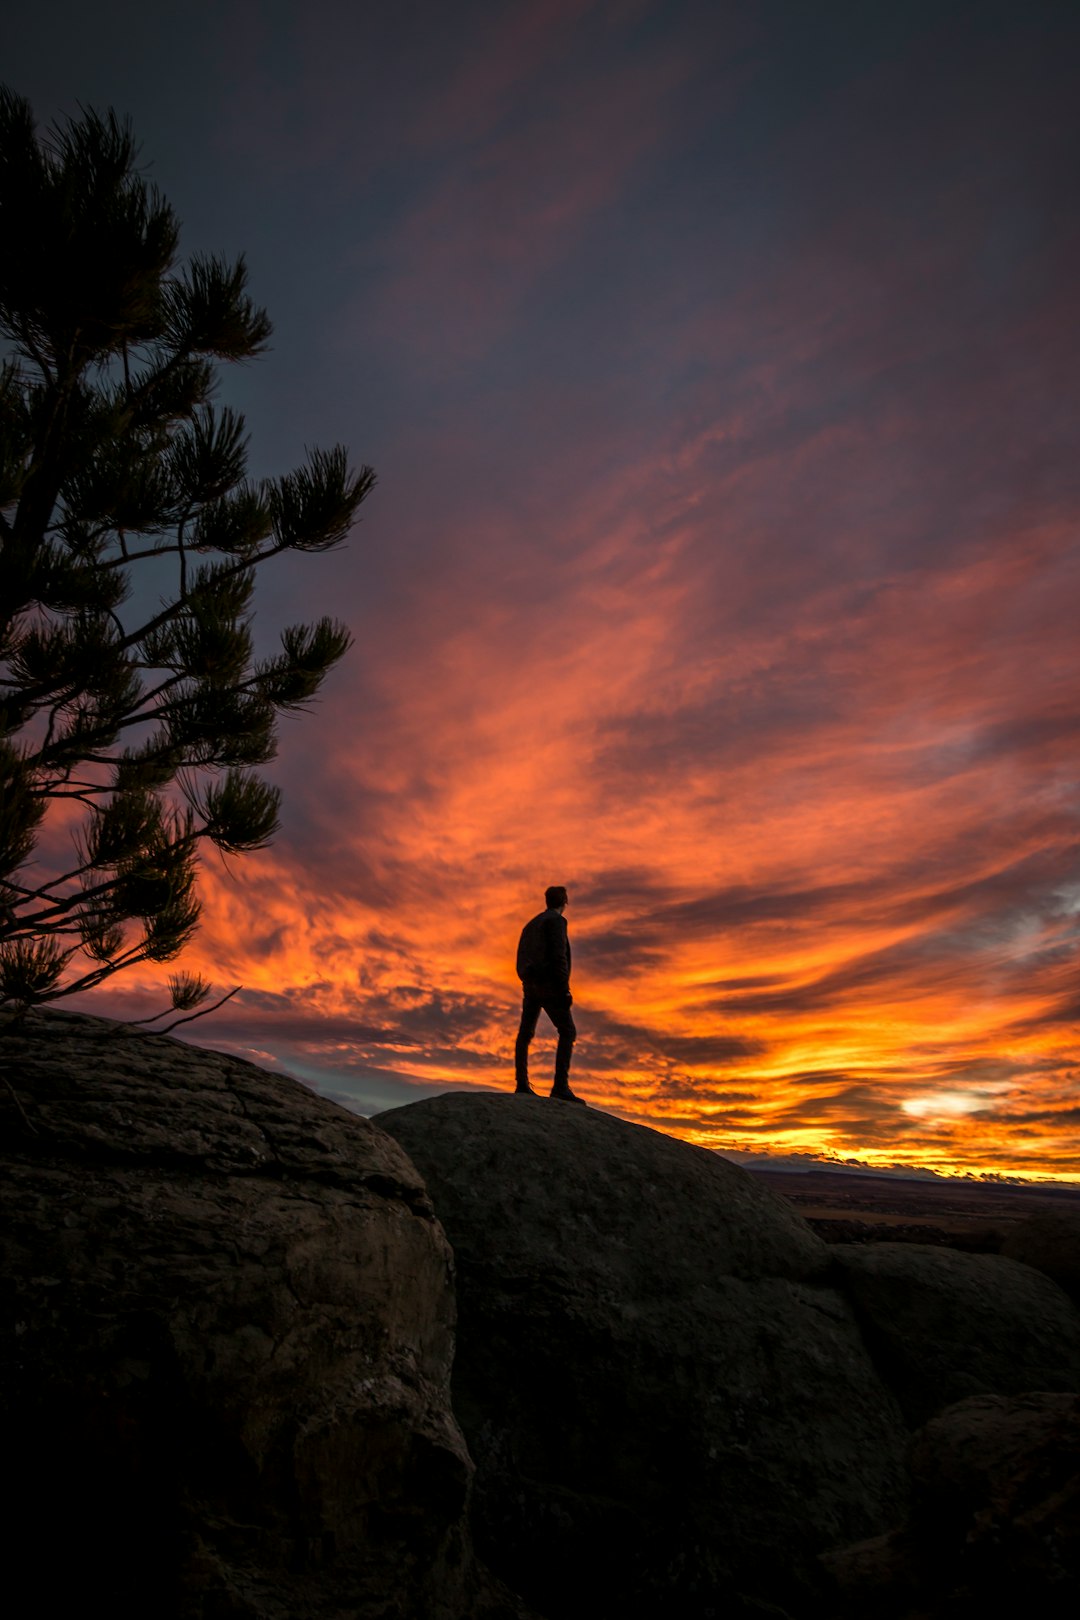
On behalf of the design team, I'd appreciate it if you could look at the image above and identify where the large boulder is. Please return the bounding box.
[823,1392,1080,1615]
[0,1011,519,1620]
[1001,1212,1080,1306]
[831,1243,1080,1426]
[377,1092,910,1619]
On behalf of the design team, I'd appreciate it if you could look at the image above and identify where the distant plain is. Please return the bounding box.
[753,1167,1080,1248]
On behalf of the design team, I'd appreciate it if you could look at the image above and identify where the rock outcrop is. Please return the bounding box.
[832,1243,1080,1425]
[377,1092,912,1619]
[7,1016,1079,1620]
[0,1011,518,1620]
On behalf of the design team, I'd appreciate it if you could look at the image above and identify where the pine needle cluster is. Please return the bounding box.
[0,89,374,1011]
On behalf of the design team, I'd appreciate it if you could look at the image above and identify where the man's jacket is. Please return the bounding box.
[516,908,571,992]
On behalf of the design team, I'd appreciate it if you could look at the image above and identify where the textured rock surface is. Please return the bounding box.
[377,1092,911,1620]
[832,1243,1080,1425]
[0,1011,521,1620]
[823,1392,1080,1616]
[1001,1212,1080,1306]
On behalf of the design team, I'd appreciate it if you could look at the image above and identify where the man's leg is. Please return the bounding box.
[514,989,542,1093]
[543,996,579,1099]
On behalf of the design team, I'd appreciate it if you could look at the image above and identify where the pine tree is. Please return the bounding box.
[0,88,374,1014]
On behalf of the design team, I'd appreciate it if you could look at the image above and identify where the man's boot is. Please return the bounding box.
[514,1076,536,1095]
[549,1083,586,1104]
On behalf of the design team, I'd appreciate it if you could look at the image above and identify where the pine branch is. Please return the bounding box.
[147,984,242,1035]
[0,88,369,1016]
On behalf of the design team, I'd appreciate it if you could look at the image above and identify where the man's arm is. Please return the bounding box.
[543,913,571,992]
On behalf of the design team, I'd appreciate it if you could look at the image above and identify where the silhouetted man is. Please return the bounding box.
[514,885,583,1102]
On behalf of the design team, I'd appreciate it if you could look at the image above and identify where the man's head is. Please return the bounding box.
[545,885,568,911]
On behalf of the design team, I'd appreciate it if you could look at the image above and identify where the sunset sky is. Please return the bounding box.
[9,1,1079,1180]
